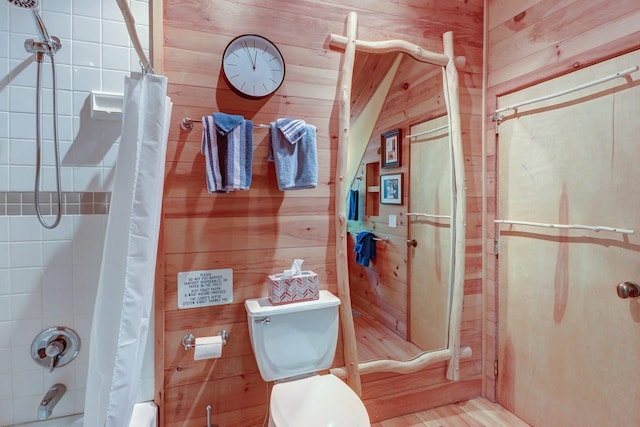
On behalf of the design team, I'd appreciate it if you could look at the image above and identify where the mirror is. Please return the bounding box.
[329,12,468,390]
[346,57,452,363]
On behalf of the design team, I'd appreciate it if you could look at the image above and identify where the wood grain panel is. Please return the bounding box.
[164,215,334,253]
[372,397,531,427]
[165,246,336,276]
[485,0,640,412]
[164,196,334,218]
[158,0,484,424]
[488,0,636,75]
[163,372,267,424]
[488,7,640,91]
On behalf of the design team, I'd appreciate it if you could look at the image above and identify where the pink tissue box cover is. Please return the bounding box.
[268,270,319,305]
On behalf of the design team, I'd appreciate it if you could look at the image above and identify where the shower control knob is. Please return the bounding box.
[45,339,65,358]
[31,326,80,371]
[616,281,640,299]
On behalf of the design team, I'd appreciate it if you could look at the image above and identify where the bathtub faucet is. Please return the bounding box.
[38,383,66,420]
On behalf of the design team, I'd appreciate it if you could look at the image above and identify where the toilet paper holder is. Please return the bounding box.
[181,330,229,351]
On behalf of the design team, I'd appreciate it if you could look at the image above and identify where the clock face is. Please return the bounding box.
[222,34,286,98]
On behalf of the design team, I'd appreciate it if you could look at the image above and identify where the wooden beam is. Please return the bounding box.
[329,34,466,69]
[331,346,472,377]
[335,11,362,396]
[442,30,467,382]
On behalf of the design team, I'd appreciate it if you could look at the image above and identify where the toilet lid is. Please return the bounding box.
[270,374,370,427]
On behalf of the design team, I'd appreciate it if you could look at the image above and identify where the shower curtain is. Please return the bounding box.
[84,72,171,427]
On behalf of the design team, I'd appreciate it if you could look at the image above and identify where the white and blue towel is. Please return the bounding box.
[268,118,318,191]
[201,112,253,193]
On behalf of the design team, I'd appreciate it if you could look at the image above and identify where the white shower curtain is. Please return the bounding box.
[84,72,171,427]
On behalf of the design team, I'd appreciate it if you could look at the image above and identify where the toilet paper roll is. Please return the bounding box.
[194,336,223,360]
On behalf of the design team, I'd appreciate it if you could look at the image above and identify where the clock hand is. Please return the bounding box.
[241,42,256,69]
[253,50,258,70]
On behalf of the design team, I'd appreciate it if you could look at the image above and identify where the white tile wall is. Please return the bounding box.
[0,0,153,424]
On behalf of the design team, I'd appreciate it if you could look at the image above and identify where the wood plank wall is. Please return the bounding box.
[484,0,640,403]
[158,0,483,425]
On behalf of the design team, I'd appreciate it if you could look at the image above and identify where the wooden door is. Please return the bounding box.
[496,50,640,426]
[408,117,452,352]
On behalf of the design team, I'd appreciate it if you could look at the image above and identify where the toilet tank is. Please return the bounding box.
[244,290,341,382]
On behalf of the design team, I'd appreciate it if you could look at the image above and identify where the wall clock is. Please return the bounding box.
[222,34,286,99]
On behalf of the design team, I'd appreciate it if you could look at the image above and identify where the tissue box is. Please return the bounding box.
[268,270,319,305]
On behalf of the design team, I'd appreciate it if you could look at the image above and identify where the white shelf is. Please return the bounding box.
[90,91,124,120]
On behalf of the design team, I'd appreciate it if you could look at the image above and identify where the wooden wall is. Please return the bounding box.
[157,0,483,425]
[484,0,640,405]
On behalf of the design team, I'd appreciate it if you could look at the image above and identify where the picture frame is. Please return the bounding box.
[381,129,402,168]
[380,173,403,205]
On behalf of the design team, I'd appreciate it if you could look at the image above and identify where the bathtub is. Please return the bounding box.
[16,402,157,427]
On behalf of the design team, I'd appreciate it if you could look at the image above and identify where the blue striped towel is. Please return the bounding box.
[267,118,318,191]
[201,113,253,193]
[277,118,306,143]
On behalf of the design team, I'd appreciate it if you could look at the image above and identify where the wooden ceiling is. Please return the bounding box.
[350,52,399,125]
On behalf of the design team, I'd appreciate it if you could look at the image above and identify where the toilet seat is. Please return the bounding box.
[270,374,370,427]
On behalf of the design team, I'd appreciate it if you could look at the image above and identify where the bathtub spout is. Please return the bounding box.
[38,383,66,420]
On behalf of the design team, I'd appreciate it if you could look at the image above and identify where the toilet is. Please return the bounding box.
[245,290,370,427]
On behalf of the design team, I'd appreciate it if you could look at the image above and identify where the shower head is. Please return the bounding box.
[7,0,38,7]
[6,0,52,44]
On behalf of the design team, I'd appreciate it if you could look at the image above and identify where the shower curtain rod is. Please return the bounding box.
[491,65,639,121]
[181,117,270,131]
[494,219,635,235]
[115,0,152,73]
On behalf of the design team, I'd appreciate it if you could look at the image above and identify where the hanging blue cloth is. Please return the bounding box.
[348,189,359,220]
[354,231,376,267]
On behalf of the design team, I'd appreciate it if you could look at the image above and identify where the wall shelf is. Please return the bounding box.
[365,162,380,216]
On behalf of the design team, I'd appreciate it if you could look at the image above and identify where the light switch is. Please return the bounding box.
[389,214,397,228]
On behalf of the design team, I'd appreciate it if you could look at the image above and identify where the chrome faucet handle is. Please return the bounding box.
[31,327,80,371]
[44,339,65,372]
[45,339,65,358]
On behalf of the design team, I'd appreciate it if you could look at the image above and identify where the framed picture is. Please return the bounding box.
[381,129,402,168]
[380,173,403,205]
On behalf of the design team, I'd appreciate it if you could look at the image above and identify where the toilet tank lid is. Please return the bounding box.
[245,290,340,317]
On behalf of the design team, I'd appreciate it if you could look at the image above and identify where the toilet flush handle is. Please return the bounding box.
[256,317,271,325]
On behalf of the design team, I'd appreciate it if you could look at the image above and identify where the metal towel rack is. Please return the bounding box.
[349,231,388,242]
[181,116,271,131]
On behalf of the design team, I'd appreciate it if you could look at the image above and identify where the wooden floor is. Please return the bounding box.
[371,398,531,427]
[353,306,424,361]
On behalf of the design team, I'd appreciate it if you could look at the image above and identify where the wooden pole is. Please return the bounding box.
[442,31,467,381]
[329,34,466,69]
[335,11,362,395]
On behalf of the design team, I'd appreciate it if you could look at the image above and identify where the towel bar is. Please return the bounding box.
[181,117,270,131]
[348,231,388,242]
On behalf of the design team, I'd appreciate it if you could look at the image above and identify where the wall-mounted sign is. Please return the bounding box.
[177,268,233,309]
